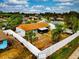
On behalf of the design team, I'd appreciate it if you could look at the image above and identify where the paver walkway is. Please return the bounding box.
[68,47,79,59]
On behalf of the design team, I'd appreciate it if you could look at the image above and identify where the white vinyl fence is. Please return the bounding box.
[41,31,79,57]
[3,30,79,59]
[3,30,41,56]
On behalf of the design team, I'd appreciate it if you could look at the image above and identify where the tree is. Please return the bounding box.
[25,30,36,43]
[5,15,23,30]
[65,15,79,33]
[52,24,63,43]
[70,16,79,33]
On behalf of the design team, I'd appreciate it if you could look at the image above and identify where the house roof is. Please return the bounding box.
[17,22,48,31]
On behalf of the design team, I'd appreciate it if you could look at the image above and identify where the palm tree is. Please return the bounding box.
[68,15,79,33]
[64,14,79,33]
[5,15,22,30]
[25,30,36,43]
[52,24,63,43]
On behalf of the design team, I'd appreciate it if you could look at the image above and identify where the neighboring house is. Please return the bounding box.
[57,18,64,21]
[41,18,48,22]
[16,22,49,37]
[63,29,73,34]
[52,21,65,25]
[48,23,56,30]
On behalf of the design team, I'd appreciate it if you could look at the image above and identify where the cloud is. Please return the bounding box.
[42,0,48,2]
[53,0,74,6]
[53,0,73,2]
[8,0,28,4]
[0,0,29,13]
[28,9,41,13]
[31,5,44,9]
[45,7,51,11]
[51,6,63,11]
[56,2,73,6]
[0,3,7,7]
[73,0,79,3]
[28,5,45,13]
[34,0,48,2]
[50,6,70,13]
[0,0,79,13]
[31,5,69,13]
[6,0,29,8]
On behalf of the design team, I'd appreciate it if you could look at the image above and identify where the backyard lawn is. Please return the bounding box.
[0,30,34,59]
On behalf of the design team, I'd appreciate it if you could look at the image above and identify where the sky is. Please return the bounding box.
[0,0,79,13]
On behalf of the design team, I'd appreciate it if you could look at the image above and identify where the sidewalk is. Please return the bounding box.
[68,47,79,59]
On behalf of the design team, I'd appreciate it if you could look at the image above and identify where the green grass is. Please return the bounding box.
[50,37,79,59]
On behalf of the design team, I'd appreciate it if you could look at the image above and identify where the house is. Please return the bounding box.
[63,29,73,34]
[16,22,49,37]
[57,18,64,21]
[48,23,56,30]
[52,21,65,25]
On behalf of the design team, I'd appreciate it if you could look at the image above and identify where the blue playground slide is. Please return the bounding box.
[0,39,8,49]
